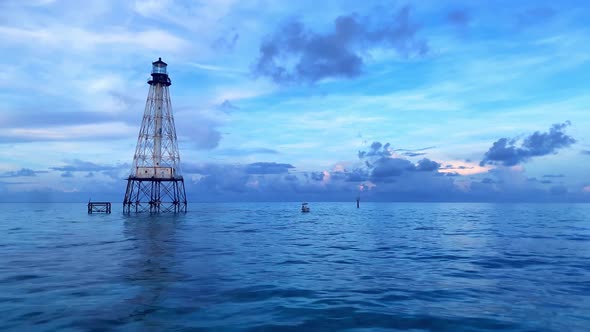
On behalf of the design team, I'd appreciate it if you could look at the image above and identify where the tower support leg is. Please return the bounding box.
[123,177,187,213]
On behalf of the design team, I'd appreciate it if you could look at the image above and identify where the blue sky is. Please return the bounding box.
[1,0,589,202]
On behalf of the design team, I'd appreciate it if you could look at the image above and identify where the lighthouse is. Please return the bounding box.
[123,58,187,213]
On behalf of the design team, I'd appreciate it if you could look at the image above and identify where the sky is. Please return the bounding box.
[0,0,589,202]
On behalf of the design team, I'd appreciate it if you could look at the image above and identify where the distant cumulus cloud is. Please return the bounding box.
[310,171,325,181]
[357,141,441,180]
[49,159,127,179]
[444,172,460,177]
[215,147,279,156]
[217,100,239,114]
[183,161,323,199]
[184,144,452,201]
[174,139,589,202]
[371,158,414,178]
[402,152,426,157]
[396,146,435,157]
[369,157,441,178]
[253,5,428,84]
[344,168,369,182]
[177,105,226,150]
[184,163,251,194]
[245,162,295,174]
[0,168,47,178]
[480,122,576,166]
[358,142,394,159]
[446,9,470,27]
[415,158,440,172]
[50,159,120,172]
[184,123,222,150]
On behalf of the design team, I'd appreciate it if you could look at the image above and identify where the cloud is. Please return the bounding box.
[184,123,222,150]
[415,158,441,172]
[367,156,441,178]
[543,174,564,178]
[356,142,444,183]
[402,152,426,157]
[50,159,120,173]
[217,99,240,113]
[443,172,460,177]
[245,162,295,174]
[107,138,590,202]
[183,162,302,198]
[0,168,47,177]
[0,26,189,53]
[183,163,251,193]
[371,157,415,178]
[215,147,279,156]
[358,142,440,178]
[358,141,394,159]
[438,160,489,176]
[581,150,590,155]
[184,160,372,201]
[395,145,435,157]
[176,102,231,150]
[49,159,128,180]
[253,5,428,84]
[446,9,470,27]
[19,0,58,6]
[344,168,369,182]
[348,141,577,201]
[310,171,325,181]
[480,122,576,166]
[0,122,135,143]
[212,30,239,51]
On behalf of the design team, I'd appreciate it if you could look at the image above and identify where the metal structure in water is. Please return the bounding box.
[123,58,187,213]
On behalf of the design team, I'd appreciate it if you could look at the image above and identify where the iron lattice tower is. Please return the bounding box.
[123,58,187,213]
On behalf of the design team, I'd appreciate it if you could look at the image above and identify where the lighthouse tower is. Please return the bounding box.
[123,58,187,213]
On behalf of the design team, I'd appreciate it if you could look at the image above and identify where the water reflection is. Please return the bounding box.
[120,214,187,325]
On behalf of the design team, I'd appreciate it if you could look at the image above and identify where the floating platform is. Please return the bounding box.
[88,202,111,214]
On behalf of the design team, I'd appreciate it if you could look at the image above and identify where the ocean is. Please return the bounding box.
[0,202,589,331]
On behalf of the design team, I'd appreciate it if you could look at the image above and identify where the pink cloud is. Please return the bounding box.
[438,160,491,176]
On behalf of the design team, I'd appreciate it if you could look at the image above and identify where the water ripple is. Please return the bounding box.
[0,202,589,331]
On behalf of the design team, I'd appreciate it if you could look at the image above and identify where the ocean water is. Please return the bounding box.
[0,202,589,331]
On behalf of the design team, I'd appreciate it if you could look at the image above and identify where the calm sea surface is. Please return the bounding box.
[0,202,589,331]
